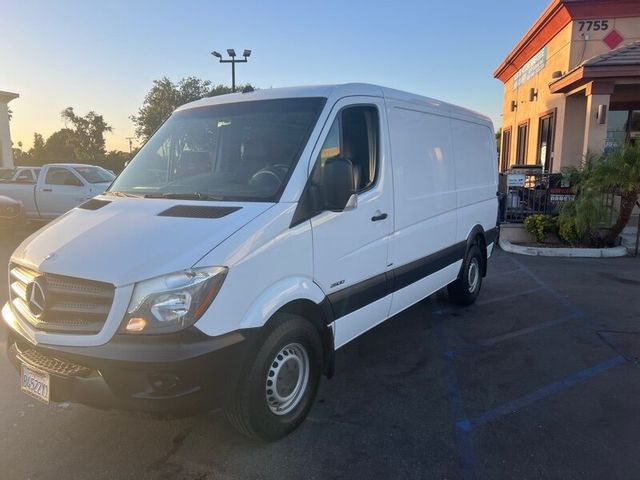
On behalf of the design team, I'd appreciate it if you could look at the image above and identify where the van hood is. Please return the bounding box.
[11,196,273,286]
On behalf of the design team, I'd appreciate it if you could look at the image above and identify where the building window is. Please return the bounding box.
[606,110,640,150]
[537,110,556,172]
[501,128,512,171]
[516,122,529,164]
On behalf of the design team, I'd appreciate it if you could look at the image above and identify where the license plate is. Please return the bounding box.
[21,364,50,404]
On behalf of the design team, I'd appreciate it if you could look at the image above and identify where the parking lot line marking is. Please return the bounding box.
[476,310,584,347]
[475,286,544,306]
[435,320,477,479]
[492,267,524,277]
[507,256,579,312]
[456,355,625,432]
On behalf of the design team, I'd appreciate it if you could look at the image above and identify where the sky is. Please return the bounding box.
[2,0,550,152]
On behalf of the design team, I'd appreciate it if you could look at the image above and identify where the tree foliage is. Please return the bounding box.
[556,145,640,247]
[590,142,640,244]
[61,107,113,164]
[130,77,250,140]
[11,108,131,172]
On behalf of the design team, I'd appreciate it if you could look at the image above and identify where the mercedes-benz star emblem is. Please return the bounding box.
[26,279,47,318]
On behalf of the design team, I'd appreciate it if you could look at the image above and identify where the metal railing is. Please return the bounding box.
[498,171,574,223]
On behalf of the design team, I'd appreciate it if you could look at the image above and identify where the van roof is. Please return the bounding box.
[176,83,492,124]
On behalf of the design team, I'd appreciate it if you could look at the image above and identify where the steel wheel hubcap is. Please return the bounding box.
[265,343,309,416]
[468,258,480,293]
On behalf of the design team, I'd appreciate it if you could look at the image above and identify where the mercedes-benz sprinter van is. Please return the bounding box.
[3,84,498,441]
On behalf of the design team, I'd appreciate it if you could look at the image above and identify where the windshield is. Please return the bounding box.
[74,166,115,183]
[109,98,325,202]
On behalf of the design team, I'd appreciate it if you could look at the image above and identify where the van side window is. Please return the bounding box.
[313,106,378,193]
[45,168,83,187]
[292,106,379,226]
[342,107,378,192]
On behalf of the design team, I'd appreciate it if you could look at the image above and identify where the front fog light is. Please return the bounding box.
[121,266,227,334]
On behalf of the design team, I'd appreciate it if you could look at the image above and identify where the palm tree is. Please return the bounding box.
[592,143,640,244]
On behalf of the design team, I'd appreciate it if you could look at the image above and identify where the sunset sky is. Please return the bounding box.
[2,0,548,153]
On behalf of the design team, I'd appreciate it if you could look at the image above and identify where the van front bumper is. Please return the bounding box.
[3,303,255,415]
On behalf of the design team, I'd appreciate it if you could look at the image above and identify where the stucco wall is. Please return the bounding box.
[499,15,640,173]
[500,23,572,171]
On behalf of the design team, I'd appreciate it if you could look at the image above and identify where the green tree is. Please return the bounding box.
[30,133,47,165]
[12,141,33,165]
[591,142,640,244]
[131,77,250,140]
[61,107,112,164]
[104,149,134,174]
[43,128,78,163]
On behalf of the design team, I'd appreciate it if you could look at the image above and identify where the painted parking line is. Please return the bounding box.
[475,286,544,306]
[456,356,626,432]
[432,286,543,316]
[491,267,524,277]
[476,310,584,347]
[434,320,477,480]
[507,256,579,312]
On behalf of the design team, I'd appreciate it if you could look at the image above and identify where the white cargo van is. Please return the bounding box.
[3,84,498,441]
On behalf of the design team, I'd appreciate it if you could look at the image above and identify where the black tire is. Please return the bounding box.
[447,244,484,306]
[225,313,323,441]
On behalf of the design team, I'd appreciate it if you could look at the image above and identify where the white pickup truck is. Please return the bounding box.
[0,163,114,220]
[0,166,41,184]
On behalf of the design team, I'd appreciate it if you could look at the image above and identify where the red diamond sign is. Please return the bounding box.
[604,30,624,49]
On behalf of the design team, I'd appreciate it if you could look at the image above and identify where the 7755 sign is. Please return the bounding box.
[577,20,610,32]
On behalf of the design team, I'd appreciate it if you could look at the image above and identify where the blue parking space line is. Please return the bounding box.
[491,267,524,277]
[456,356,626,432]
[435,320,477,479]
[475,286,544,306]
[507,256,580,313]
[476,310,584,347]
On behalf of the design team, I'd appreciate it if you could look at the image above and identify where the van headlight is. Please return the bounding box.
[121,267,227,334]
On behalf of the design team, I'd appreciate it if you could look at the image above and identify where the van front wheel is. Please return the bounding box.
[225,314,322,441]
[447,244,483,306]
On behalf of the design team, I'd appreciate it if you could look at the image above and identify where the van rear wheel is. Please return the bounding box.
[225,314,322,441]
[447,244,483,306]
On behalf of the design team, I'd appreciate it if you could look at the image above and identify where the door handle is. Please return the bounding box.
[42,189,53,192]
[371,212,388,222]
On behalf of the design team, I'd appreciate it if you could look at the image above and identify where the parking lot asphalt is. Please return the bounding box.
[1,228,640,480]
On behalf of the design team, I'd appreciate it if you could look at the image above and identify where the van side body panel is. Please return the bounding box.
[450,115,499,247]
[385,100,462,317]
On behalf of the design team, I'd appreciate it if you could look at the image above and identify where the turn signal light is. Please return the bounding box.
[125,317,147,332]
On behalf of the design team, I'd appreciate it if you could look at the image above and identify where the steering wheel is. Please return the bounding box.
[249,164,289,186]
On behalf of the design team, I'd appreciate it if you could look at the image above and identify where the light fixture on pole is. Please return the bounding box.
[211,49,251,92]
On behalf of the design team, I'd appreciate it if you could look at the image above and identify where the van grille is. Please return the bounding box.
[9,263,115,334]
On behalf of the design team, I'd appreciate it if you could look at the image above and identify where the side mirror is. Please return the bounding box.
[322,157,356,212]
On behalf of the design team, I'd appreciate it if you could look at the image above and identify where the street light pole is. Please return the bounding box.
[211,49,251,92]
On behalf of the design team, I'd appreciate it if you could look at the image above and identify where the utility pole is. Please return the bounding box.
[211,49,251,92]
[125,137,135,153]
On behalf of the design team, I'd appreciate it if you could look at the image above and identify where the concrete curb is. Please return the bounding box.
[499,239,629,258]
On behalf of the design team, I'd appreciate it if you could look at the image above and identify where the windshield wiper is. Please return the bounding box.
[143,192,226,201]
[105,191,143,198]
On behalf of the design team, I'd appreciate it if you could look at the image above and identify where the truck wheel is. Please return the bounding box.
[447,244,483,306]
[225,313,322,441]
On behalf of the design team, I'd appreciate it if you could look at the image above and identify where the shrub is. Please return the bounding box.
[557,202,582,245]
[524,214,556,243]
